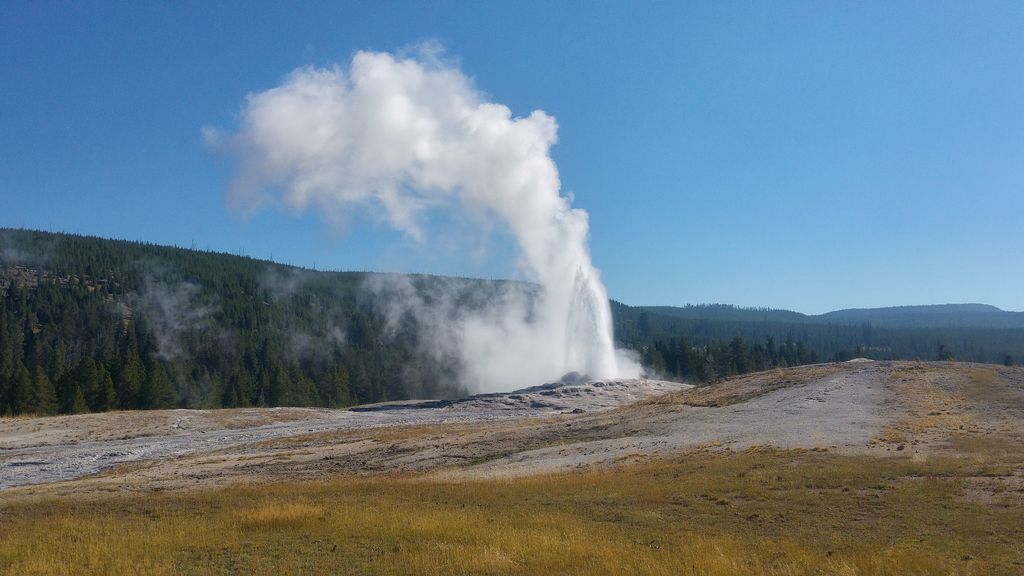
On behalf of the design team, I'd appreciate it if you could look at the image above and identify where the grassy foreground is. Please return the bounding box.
[1,449,1022,575]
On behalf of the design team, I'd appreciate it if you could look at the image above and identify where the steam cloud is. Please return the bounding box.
[129,269,212,361]
[210,46,640,390]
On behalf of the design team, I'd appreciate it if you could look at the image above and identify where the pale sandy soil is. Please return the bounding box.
[2,361,1022,500]
[0,378,685,491]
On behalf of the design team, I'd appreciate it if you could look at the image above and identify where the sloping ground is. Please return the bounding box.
[1,361,1022,497]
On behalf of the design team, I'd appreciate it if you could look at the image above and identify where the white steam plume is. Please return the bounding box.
[210,47,640,391]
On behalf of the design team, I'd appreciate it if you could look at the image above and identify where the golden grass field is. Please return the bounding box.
[2,447,1022,575]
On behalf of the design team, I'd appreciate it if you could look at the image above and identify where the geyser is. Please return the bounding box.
[210,46,640,390]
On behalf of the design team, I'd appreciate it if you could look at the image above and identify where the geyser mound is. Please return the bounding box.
[209,45,640,391]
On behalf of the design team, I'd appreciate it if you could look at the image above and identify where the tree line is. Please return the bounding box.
[612,304,1023,374]
[0,229,464,416]
[1,228,1021,417]
[639,335,820,382]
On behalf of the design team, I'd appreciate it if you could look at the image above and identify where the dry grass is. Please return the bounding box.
[236,502,324,528]
[2,448,1022,575]
[661,363,844,407]
[875,363,1023,450]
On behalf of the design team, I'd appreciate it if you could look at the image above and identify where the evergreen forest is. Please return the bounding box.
[2,228,1021,416]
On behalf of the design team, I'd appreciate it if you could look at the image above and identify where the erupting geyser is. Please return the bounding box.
[209,45,640,390]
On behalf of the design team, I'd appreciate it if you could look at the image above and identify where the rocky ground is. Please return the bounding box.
[0,377,685,492]
[2,360,1022,499]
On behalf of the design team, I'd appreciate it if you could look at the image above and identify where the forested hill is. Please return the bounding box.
[1,228,1022,417]
[0,228,491,416]
[613,300,1024,381]
[632,303,1024,329]
[634,304,810,324]
[818,304,1024,329]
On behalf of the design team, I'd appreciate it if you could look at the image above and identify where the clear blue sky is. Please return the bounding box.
[2,1,1022,314]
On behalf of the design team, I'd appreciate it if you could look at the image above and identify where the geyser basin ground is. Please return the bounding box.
[3,361,1022,495]
[2,362,1024,574]
[0,377,684,490]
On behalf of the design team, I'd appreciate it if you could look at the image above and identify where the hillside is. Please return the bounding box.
[633,304,810,324]
[0,228,484,416]
[633,302,1024,329]
[2,228,1023,418]
[819,303,1024,328]
[615,301,1024,378]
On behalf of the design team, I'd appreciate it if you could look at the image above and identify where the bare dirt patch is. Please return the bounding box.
[0,378,683,493]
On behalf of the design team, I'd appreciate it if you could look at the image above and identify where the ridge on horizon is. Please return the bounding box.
[636,301,1017,316]
[3,227,1019,318]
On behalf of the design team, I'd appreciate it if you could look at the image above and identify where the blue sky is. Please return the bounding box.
[2,1,1022,314]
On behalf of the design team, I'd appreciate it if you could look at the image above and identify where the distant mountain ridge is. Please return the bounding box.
[633,303,1024,330]
[817,304,1024,329]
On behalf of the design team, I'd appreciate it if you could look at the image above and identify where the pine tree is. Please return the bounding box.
[91,363,117,411]
[765,336,779,366]
[0,371,8,415]
[7,363,31,415]
[269,366,292,406]
[116,336,145,409]
[141,363,176,409]
[783,339,798,367]
[75,358,111,412]
[65,381,89,414]
[26,366,57,415]
[350,358,371,403]
[285,364,320,407]
[729,336,749,374]
[333,364,351,406]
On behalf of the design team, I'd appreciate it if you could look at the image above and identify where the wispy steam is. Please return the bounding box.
[129,270,212,361]
[0,229,52,267]
[258,266,347,359]
[209,45,639,390]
